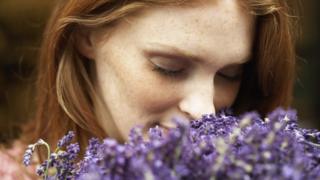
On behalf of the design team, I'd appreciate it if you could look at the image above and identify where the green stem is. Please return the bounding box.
[304,140,320,148]
[34,139,52,180]
[42,141,51,180]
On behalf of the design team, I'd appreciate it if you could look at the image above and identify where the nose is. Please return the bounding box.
[178,82,216,120]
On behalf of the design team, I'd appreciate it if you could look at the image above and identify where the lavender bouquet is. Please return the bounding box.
[23,108,320,180]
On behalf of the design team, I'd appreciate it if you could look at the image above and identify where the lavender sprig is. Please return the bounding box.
[24,131,78,180]
[23,139,50,179]
[23,139,47,166]
[57,131,75,148]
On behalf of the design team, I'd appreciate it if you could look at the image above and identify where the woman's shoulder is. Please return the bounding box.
[0,140,39,180]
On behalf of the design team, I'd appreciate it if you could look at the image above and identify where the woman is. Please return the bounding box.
[0,0,298,178]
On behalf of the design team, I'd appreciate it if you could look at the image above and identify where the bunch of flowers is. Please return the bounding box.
[23,108,320,180]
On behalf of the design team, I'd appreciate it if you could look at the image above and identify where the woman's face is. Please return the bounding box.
[81,0,255,141]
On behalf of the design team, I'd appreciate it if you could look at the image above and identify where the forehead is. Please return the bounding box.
[102,0,255,68]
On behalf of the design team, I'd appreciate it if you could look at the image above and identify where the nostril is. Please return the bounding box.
[153,122,160,128]
[149,121,160,128]
[179,111,194,121]
[143,120,160,133]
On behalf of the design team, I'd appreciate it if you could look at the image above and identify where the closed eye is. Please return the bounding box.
[217,72,242,82]
[152,65,185,77]
[216,64,244,82]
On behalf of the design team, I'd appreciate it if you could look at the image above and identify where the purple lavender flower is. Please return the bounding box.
[23,139,47,166]
[26,107,320,180]
[57,131,75,148]
[66,143,80,160]
[23,144,35,166]
[76,108,320,179]
[23,132,80,179]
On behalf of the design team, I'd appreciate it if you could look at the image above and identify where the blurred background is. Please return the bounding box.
[0,0,319,144]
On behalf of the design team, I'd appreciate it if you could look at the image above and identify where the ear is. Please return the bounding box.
[75,28,96,60]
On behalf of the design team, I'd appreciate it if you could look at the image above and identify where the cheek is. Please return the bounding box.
[96,43,182,117]
[214,80,241,110]
[124,69,182,113]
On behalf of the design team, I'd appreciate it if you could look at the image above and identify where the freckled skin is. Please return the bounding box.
[82,0,255,141]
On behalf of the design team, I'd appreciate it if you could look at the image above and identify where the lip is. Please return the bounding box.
[161,121,177,129]
[159,123,177,134]
[158,124,169,135]
[160,124,169,130]
[147,119,177,134]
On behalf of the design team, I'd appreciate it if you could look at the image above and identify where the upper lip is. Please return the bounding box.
[160,122,176,129]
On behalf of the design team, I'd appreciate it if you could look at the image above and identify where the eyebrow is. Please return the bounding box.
[144,42,251,66]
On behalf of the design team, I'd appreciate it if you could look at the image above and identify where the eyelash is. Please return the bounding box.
[217,72,243,82]
[152,65,184,78]
[152,65,242,82]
